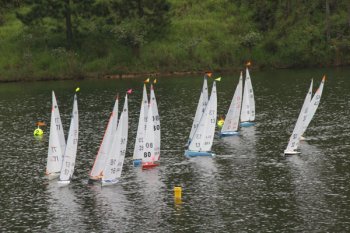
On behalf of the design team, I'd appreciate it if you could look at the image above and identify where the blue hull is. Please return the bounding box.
[184,150,215,158]
[133,159,142,167]
[219,131,240,137]
[240,122,255,127]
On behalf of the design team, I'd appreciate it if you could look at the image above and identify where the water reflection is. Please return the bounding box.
[46,183,82,232]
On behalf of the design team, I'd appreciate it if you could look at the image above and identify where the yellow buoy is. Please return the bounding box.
[174,186,182,205]
[217,119,224,128]
[33,127,43,136]
[174,186,182,199]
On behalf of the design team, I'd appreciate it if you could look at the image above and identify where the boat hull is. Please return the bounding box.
[142,162,159,170]
[57,180,70,185]
[240,122,255,127]
[219,131,239,137]
[88,177,101,185]
[284,150,301,155]
[133,159,142,167]
[184,150,215,158]
[46,172,60,180]
[101,179,119,186]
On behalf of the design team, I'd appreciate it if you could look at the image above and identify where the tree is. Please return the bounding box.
[106,0,171,57]
[17,0,95,50]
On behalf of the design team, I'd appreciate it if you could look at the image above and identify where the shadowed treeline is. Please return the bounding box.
[0,0,349,81]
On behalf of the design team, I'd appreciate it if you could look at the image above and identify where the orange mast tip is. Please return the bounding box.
[246,61,252,67]
[205,72,212,77]
[36,122,46,126]
[322,75,326,81]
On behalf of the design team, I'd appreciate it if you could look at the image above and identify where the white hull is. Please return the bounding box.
[101,179,119,186]
[46,173,60,180]
[57,180,71,185]
[284,150,301,155]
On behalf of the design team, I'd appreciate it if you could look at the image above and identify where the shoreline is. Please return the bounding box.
[1,65,349,83]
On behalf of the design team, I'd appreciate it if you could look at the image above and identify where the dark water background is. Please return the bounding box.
[1,68,350,232]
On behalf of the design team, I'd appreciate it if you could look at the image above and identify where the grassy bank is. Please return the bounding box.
[0,1,349,82]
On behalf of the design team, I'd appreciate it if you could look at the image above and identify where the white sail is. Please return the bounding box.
[52,91,66,156]
[90,97,119,178]
[133,85,148,161]
[300,76,325,137]
[241,68,255,122]
[142,85,160,163]
[46,91,65,178]
[285,80,313,153]
[189,81,217,152]
[150,85,160,161]
[46,108,63,176]
[102,94,128,183]
[189,77,208,141]
[59,94,79,182]
[221,72,243,133]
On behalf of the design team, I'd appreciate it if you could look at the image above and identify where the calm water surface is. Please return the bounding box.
[1,68,350,232]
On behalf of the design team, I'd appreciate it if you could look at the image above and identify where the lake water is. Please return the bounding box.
[1,68,350,232]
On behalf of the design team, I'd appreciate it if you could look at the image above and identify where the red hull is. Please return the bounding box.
[142,162,159,170]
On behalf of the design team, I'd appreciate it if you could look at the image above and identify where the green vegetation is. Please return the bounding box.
[0,0,349,81]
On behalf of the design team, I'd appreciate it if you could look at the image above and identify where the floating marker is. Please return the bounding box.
[144,78,150,83]
[215,77,222,82]
[33,127,43,136]
[153,79,157,84]
[217,119,224,128]
[174,186,182,199]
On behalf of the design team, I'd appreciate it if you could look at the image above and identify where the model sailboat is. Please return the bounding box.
[101,94,129,185]
[46,91,66,180]
[284,76,325,155]
[133,84,149,166]
[240,67,255,127]
[220,72,243,136]
[89,96,119,183]
[185,81,217,157]
[58,94,79,184]
[142,84,161,169]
